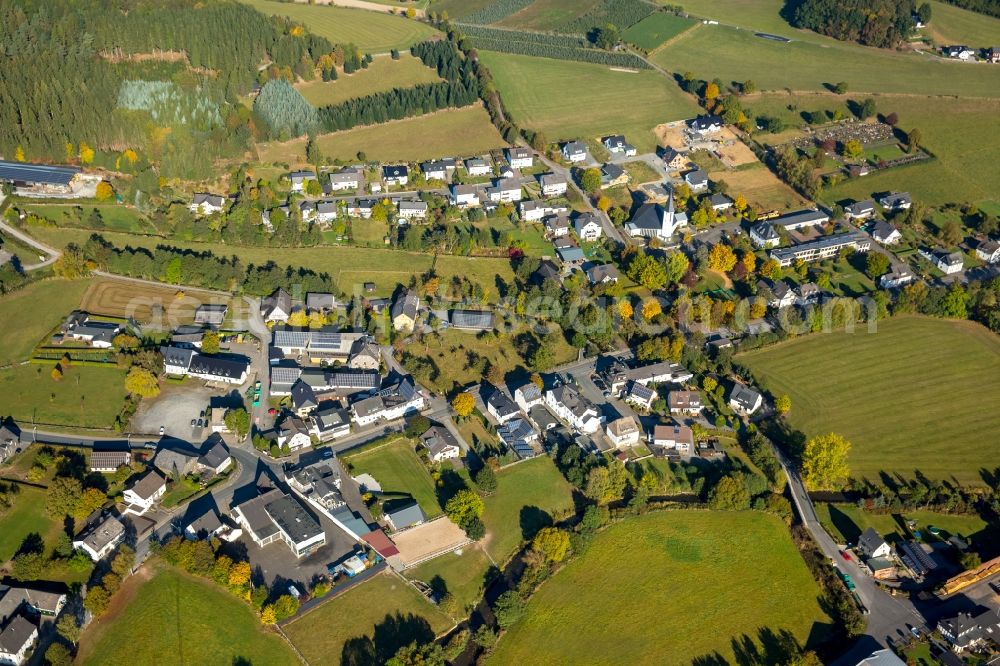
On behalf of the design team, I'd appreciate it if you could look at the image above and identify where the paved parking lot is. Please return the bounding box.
[241,510,357,587]
[132,383,219,437]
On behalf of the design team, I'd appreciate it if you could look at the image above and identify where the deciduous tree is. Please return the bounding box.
[801,433,851,490]
[532,527,570,563]
[451,392,475,417]
[125,367,160,398]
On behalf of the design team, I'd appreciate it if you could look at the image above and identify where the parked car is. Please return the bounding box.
[840,550,851,561]
[159,426,165,435]
[190,419,197,427]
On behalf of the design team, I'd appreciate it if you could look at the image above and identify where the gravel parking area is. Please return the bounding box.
[131,383,217,437]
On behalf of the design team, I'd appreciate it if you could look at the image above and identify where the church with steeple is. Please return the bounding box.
[625,187,688,242]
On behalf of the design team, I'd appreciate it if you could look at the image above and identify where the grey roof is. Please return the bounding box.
[539,173,567,187]
[689,114,723,130]
[261,288,292,318]
[846,199,876,215]
[871,220,899,242]
[557,245,586,263]
[75,514,125,554]
[528,404,558,430]
[516,383,542,402]
[301,368,382,392]
[421,425,460,457]
[153,446,200,475]
[856,650,907,666]
[601,163,625,181]
[306,292,336,310]
[603,134,626,148]
[198,440,230,469]
[289,170,315,182]
[265,494,323,543]
[533,259,561,282]
[421,160,452,174]
[398,200,428,212]
[465,157,489,169]
[194,304,227,325]
[235,489,283,540]
[751,222,780,242]
[90,450,129,470]
[497,417,536,445]
[0,614,36,655]
[450,309,494,330]
[585,263,619,283]
[127,470,165,501]
[271,365,302,386]
[562,141,587,155]
[487,388,518,418]
[774,209,829,229]
[186,509,223,537]
[192,192,225,208]
[451,183,481,196]
[708,193,732,207]
[385,501,426,530]
[878,191,912,208]
[858,527,887,554]
[507,147,531,159]
[626,381,657,402]
[291,379,318,410]
[316,201,337,215]
[313,406,350,433]
[391,290,420,322]
[352,395,385,419]
[770,232,869,263]
[684,169,708,185]
[187,354,249,380]
[628,202,667,231]
[729,383,761,409]
[549,384,596,419]
[329,168,362,184]
[0,160,80,186]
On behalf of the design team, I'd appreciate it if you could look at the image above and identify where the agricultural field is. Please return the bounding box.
[282,570,453,665]
[738,316,1000,484]
[80,278,232,328]
[19,203,154,234]
[428,0,496,20]
[76,563,298,665]
[623,12,696,51]
[259,105,506,166]
[489,511,832,665]
[922,1,1000,48]
[496,0,601,31]
[296,55,442,107]
[479,51,700,153]
[342,436,443,519]
[816,503,989,547]
[653,23,1000,98]
[0,278,92,365]
[481,456,576,563]
[238,0,439,51]
[405,543,495,616]
[26,227,516,301]
[0,364,128,429]
[710,163,810,213]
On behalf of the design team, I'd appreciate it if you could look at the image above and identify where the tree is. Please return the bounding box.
[306,135,321,165]
[14,145,25,162]
[125,367,160,398]
[529,373,544,390]
[775,394,792,415]
[641,299,662,321]
[865,252,890,278]
[707,244,738,272]
[584,462,629,505]
[287,310,309,327]
[387,641,445,666]
[444,489,484,527]
[859,98,876,119]
[75,487,107,519]
[959,551,982,570]
[801,433,852,490]
[742,79,756,94]
[112,333,140,350]
[493,590,526,629]
[665,251,689,285]
[95,181,114,201]
[200,331,220,355]
[532,527,570,563]
[580,168,602,193]
[228,561,251,588]
[917,2,932,24]
[703,376,718,392]
[451,392,475,418]
[474,465,497,493]
[841,139,863,160]
[224,407,251,439]
[704,82,720,101]
[596,195,611,212]
[79,142,95,164]
[45,643,74,666]
[709,475,751,510]
[11,551,44,580]
[84,585,110,617]
[46,477,83,518]
[404,415,430,437]
[592,23,620,50]
[884,112,898,126]
[260,605,277,625]
[272,594,299,620]
[833,81,848,94]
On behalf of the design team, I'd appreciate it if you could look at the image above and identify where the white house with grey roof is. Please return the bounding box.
[774,208,829,232]
[750,222,781,249]
[561,141,588,163]
[486,387,519,424]
[844,199,876,220]
[486,178,522,203]
[878,191,912,211]
[450,184,481,208]
[384,501,426,532]
[684,169,708,191]
[397,200,428,220]
[73,513,125,561]
[0,614,37,666]
[545,384,602,433]
[189,192,226,216]
[506,147,533,169]
[233,489,326,558]
[574,213,603,241]
[329,167,362,191]
[450,309,494,331]
[539,173,568,197]
[514,383,543,412]
[871,220,902,245]
[465,157,491,176]
[382,165,408,186]
[122,470,166,516]
[61,311,123,348]
[420,425,461,462]
[728,383,763,415]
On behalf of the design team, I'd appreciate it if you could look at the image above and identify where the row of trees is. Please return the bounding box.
[789,0,925,48]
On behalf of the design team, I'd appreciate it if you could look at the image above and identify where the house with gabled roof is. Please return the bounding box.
[689,115,723,134]
[651,423,694,454]
[382,165,408,186]
[975,238,1000,264]
[684,169,708,191]
[574,213,603,241]
[540,173,568,197]
[465,157,492,176]
[871,220,901,245]
[623,381,657,410]
[190,192,226,216]
[728,383,762,415]
[261,288,292,323]
[73,513,125,561]
[514,383,543,412]
[878,191,912,211]
[585,263,619,285]
[561,141,588,163]
[507,147,533,169]
[123,470,166,516]
[626,189,688,242]
[329,167,362,191]
[486,386,519,424]
[844,199,876,220]
[545,384,602,433]
[668,390,703,415]
[606,416,640,448]
[289,170,316,193]
[391,290,420,332]
[421,425,461,462]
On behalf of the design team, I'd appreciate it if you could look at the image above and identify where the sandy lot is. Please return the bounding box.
[394,517,470,569]
[654,121,687,150]
[81,278,232,330]
[708,165,810,213]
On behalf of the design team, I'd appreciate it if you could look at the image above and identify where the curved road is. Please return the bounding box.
[0,218,61,270]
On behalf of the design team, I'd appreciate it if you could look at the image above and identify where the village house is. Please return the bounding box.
[623,381,657,410]
[574,213,603,241]
[938,609,1000,653]
[421,425,461,462]
[315,200,338,224]
[756,279,796,309]
[193,303,228,328]
[384,501,427,532]
[420,159,454,181]
[708,193,733,212]
[668,390,703,415]
[844,199,876,221]
[161,346,250,385]
[605,416,641,448]
[688,114,723,135]
[305,292,337,314]
[684,169,708,191]
[506,147,533,169]
[857,527,892,559]
[603,134,636,156]
[277,416,313,452]
[600,163,629,187]
[285,457,345,510]
[391,289,420,332]
[728,383,763,415]
[397,200,428,220]
[607,359,693,393]
[520,199,567,221]
[61,311,124,348]
[310,405,351,441]
[880,269,914,289]
[871,220,902,245]
[449,184,481,208]
[288,170,316,193]
[198,438,232,475]
[651,423,694,454]
[975,239,1000,264]
[153,445,201,477]
[271,329,369,364]
[329,167,362,191]
[878,191,912,211]
[942,45,976,60]
[770,232,871,267]
[465,157,492,176]
[662,147,689,171]
[486,387,520,424]
[350,376,424,426]
[561,141,588,163]
[73,513,126,561]
[540,173,568,197]
[261,288,292,323]
[486,178,523,203]
[382,165,409,186]
[0,583,67,623]
[544,216,571,238]
[232,489,326,558]
[90,449,131,473]
[585,263,619,285]
[989,47,1000,63]
[626,190,688,242]
[796,282,821,305]
[919,248,964,274]
[189,192,226,216]
[122,470,166,516]
[0,614,37,666]
[750,222,781,249]
[514,383,543,412]
[497,417,539,458]
[291,379,318,417]
[545,384,602,433]
[774,209,829,233]
[184,508,226,540]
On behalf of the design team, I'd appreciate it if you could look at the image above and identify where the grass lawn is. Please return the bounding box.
[405,544,495,616]
[0,486,63,562]
[237,0,439,51]
[738,315,1000,484]
[482,456,576,563]
[923,1,1000,48]
[653,23,1000,98]
[622,160,662,185]
[297,55,442,107]
[283,570,452,666]
[77,563,297,665]
[0,364,127,429]
[489,510,832,665]
[343,437,442,518]
[20,203,153,234]
[816,502,988,547]
[654,0,828,41]
[623,12,696,50]
[0,278,92,365]
[496,0,600,31]
[27,227,515,301]
[479,51,701,153]
[259,105,506,165]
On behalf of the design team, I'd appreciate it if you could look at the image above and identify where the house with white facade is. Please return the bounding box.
[561,141,588,163]
[605,416,641,448]
[329,168,362,191]
[122,470,166,516]
[450,184,481,208]
[545,384,602,433]
[382,165,409,186]
[750,222,781,249]
[73,513,126,561]
[232,489,326,558]
[189,192,226,216]
[574,213,602,241]
[513,383,543,412]
[486,387,519,424]
[465,157,491,176]
[539,173,568,197]
[486,178,522,203]
[651,423,694,454]
[728,383,763,415]
[506,147,533,169]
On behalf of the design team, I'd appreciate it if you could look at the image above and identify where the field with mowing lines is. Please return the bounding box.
[923,1,1000,48]
[297,55,442,107]
[738,316,1000,484]
[708,163,809,212]
[479,51,700,152]
[653,23,1000,97]
[623,11,696,50]
[238,0,438,51]
[80,278,233,328]
[489,511,832,665]
[259,105,506,166]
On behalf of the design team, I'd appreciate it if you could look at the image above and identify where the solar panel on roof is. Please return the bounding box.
[0,160,81,186]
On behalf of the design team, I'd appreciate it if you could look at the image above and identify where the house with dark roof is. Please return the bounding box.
[382,165,409,186]
[73,513,125,561]
[420,425,461,462]
[507,146,533,169]
[385,501,427,532]
[871,220,901,245]
[0,614,37,666]
[61,311,123,348]
[90,449,131,473]
[514,383,543,412]
[486,387,520,424]
[497,417,539,458]
[600,163,628,187]
[574,212,603,241]
[0,159,80,193]
[194,303,228,327]
[391,290,420,332]
[0,420,23,465]
[305,292,337,312]
[623,381,657,410]
[728,383,762,415]
[545,384,602,433]
[310,405,351,441]
[938,608,1000,652]
[585,263,619,285]
[662,147,689,171]
[153,444,201,477]
[233,490,326,557]
[123,470,166,516]
[844,199,876,220]
[261,288,292,323]
[184,508,225,540]
[285,457,345,510]
[626,190,688,242]
[857,527,891,559]
[708,193,733,211]
[277,416,313,452]
[291,379,319,417]
[750,222,781,249]
[190,192,226,215]
[561,141,588,163]
[544,215,570,238]
[975,238,1000,264]
[878,191,912,211]
[532,259,562,286]
[688,115,723,134]
[683,169,708,191]
[756,278,796,309]
[197,438,232,475]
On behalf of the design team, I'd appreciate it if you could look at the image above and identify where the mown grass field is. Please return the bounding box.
[489,511,832,665]
[80,277,230,328]
[0,278,92,365]
[923,1,1000,48]
[77,563,298,666]
[482,456,576,563]
[238,0,439,51]
[26,227,516,301]
[297,55,442,107]
[405,543,495,616]
[479,51,701,152]
[0,364,127,429]
[496,0,600,30]
[20,203,153,234]
[623,12,696,50]
[342,437,442,518]
[259,105,506,165]
[283,570,452,666]
[816,502,988,546]
[653,23,1000,97]
[0,486,62,562]
[738,316,1000,484]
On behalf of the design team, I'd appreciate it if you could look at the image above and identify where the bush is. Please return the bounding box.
[493,590,526,629]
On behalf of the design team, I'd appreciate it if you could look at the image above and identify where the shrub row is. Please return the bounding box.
[462,0,535,25]
[460,25,588,49]
[467,35,651,69]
